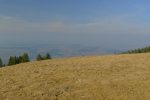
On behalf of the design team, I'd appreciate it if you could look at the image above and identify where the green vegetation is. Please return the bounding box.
[36,54,43,61]
[0,58,3,67]
[122,46,150,54]
[20,53,30,63]
[8,53,30,66]
[36,53,51,61]
[8,56,16,66]
[45,53,51,59]
[0,52,52,68]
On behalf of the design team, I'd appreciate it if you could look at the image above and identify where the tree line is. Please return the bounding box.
[0,53,51,68]
[122,46,150,54]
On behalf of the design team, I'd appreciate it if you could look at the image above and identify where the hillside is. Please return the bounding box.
[1,53,150,100]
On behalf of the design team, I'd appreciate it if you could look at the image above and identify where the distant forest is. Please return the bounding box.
[122,46,150,54]
[1,46,150,68]
[0,53,51,68]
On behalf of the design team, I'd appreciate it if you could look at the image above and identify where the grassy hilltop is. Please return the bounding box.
[1,53,150,100]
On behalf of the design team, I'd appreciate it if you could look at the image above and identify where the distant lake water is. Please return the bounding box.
[1,33,150,64]
[0,43,116,64]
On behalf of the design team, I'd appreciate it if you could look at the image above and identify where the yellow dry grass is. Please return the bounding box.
[1,53,150,100]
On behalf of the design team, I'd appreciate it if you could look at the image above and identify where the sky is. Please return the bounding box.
[0,0,150,50]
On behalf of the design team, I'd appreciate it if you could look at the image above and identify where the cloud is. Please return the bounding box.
[0,15,150,34]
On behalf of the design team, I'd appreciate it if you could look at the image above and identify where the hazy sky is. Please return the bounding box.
[0,0,150,50]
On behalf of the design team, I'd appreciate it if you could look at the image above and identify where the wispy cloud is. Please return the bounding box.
[0,15,150,34]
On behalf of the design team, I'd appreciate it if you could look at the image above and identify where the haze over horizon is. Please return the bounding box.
[2,1,150,99]
[1,0,150,51]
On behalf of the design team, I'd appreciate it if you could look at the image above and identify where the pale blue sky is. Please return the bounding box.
[0,0,150,50]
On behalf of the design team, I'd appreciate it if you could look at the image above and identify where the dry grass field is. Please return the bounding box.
[1,53,150,100]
